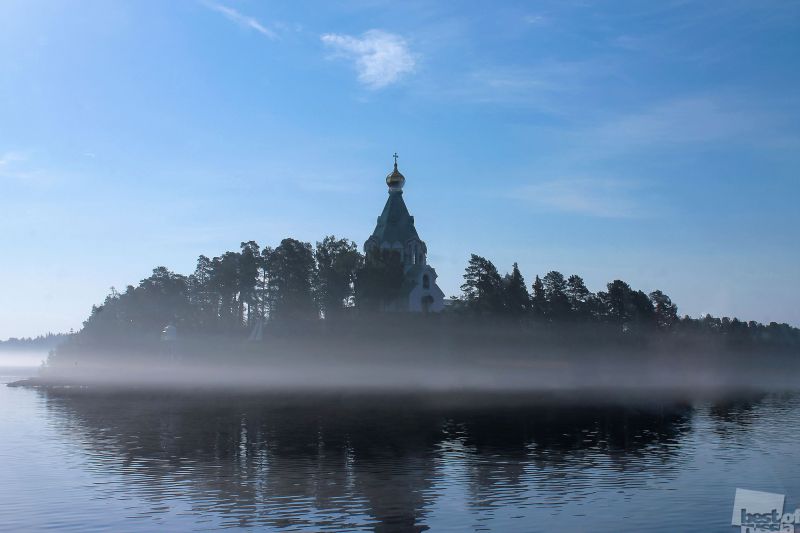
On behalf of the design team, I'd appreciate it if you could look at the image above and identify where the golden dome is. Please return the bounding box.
[386,154,405,190]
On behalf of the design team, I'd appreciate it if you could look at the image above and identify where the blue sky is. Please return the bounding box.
[1,0,798,339]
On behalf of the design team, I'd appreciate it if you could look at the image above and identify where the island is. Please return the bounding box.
[16,158,800,394]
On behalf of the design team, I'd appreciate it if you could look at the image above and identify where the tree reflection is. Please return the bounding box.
[41,390,697,531]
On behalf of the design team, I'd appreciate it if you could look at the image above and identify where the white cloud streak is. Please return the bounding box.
[439,60,618,115]
[523,14,548,26]
[0,151,25,170]
[321,30,415,89]
[204,2,277,39]
[0,151,53,184]
[0,151,32,181]
[566,95,800,161]
[513,177,645,218]
[590,97,767,146]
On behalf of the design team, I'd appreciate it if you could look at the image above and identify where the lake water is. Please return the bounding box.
[1,365,799,532]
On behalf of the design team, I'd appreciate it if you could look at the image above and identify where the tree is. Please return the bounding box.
[565,274,594,320]
[210,251,241,330]
[630,289,656,325]
[460,254,504,314]
[315,236,363,318]
[239,241,261,327]
[542,271,571,320]
[598,280,633,324]
[188,255,215,328]
[502,263,531,317]
[355,249,405,312]
[137,267,192,330]
[649,290,678,329]
[596,280,656,327]
[267,238,317,322]
[80,267,192,343]
[531,275,546,319]
[256,246,272,320]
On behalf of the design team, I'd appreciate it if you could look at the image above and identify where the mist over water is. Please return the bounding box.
[37,342,800,396]
[0,350,49,368]
[2,366,799,532]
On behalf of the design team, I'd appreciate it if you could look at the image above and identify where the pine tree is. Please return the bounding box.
[566,274,593,319]
[188,255,215,328]
[460,254,504,314]
[239,241,261,327]
[598,280,632,324]
[267,238,318,322]
[502,262,531,316]
[542,271,570,320]
[315,236,363,318]
[649,290,678,329]
[531,275,546,318]
[210,251,241,330]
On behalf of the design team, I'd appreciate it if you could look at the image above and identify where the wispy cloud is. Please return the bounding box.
[0,151,33,181]
[523,14,549,26]
[571,95,798,158]
[592,97,764,146]
[0,151,26,170]
[204,2,278,39]
[321,30,415,89]
[437,60,618,114]
[513,177,646,218]
[0,151,51,184]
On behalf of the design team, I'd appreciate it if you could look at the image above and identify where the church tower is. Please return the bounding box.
[364,155,445,312]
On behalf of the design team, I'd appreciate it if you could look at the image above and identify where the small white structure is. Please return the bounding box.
[363,155,445,312]
[160,324,177,342]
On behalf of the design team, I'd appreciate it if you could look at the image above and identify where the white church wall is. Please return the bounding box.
[407,268,445,312]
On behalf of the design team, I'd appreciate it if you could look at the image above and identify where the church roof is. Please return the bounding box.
[370,191,420,245]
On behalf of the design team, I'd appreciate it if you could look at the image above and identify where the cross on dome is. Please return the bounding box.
[386,152,406,191]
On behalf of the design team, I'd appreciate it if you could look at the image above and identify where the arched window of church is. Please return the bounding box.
[422,274,430,290]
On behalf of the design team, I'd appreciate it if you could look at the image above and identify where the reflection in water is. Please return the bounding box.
[40,391,696,531]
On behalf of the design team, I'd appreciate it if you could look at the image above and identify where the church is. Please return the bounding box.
[364,156,446,312]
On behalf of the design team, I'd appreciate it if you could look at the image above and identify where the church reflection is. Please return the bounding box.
[40,390,698,531]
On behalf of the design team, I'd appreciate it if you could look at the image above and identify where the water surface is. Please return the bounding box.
[1,367,799,532]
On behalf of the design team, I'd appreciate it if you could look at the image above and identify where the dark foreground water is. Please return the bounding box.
[2,367,800,532]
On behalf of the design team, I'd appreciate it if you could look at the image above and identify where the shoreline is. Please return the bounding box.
[8,374,795,406]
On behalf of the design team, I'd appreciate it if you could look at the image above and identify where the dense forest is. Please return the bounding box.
[60,235,799,355]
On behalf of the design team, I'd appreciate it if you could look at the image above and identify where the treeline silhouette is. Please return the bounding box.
[66,236,798,353]
[455,255,799,350]
[0,333,69,351]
